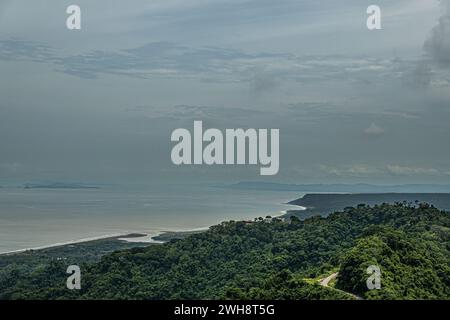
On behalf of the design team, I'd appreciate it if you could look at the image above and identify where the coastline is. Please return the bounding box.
[0,229,215,256]
[0,232,151,256]
[0,227,227,256]
[0,200,304,257]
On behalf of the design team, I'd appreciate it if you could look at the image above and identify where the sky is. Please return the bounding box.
[0,0,450,185]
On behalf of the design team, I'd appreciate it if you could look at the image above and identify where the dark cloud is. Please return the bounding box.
[403,61,433,88]
[57,42,259,80]
[0,38,410,85]
[0,38,55,62]
[249,71,278,94]
[424,0,450,67]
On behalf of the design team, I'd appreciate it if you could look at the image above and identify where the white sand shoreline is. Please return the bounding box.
[0,229,203,256]
[0,232,153,256]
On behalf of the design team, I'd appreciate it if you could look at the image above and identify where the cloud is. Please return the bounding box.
[347,165,381,175]
[424,1,450,67]
[364,123,385,136]
[0,38,421,86]
[319,164,381,177]
[319,164,445,178]
[405,61,433,88]
[249,70,278,94]
[56,45,381,82]
[400,1,450,89]
[125,104,270,125]
[386,165,440,175]
[0,38,55,62]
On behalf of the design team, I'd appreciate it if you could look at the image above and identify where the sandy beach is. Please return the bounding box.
[0,232,154,256]
[0,227,215,256]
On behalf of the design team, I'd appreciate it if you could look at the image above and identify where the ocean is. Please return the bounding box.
[0,183,303,253]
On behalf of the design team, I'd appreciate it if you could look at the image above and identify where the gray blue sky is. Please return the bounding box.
[0,0,450,184]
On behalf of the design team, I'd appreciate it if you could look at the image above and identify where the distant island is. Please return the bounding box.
[23,182,100,190]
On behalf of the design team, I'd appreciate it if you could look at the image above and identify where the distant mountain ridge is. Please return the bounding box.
[226,182,450,193]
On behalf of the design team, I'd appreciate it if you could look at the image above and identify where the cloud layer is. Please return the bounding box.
[0,0,449,183]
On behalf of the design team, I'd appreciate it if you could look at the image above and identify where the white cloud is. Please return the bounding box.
[319,164,380,177]
[387,165,440,175]
[364,123,385,136]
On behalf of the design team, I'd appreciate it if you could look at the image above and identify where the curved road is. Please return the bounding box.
[318,272,363,300]
[319,272,338,287]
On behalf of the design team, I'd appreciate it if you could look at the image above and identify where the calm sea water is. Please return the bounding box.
[0,184,303,253]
